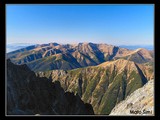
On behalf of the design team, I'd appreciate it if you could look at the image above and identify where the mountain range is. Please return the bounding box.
[7,42,154,72]
[6,42,154,115]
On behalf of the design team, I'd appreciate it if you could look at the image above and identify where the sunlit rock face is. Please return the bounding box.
[110,80,154,116]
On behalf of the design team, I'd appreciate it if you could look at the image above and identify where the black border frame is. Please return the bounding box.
[1,1,160,119]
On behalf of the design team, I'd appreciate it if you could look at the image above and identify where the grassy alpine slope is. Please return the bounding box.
[36,59,153,114]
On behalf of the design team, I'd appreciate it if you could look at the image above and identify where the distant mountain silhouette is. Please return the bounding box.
[119,45,153,50]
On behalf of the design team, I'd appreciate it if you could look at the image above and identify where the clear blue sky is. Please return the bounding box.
[6,4,154,45]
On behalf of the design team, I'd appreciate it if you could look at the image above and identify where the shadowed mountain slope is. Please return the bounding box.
[7,59,94,115]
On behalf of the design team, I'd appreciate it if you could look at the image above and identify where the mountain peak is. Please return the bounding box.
[98,59,138,73]
[49,42,59,46]
[98,59,134,67]
[77,42,95,45]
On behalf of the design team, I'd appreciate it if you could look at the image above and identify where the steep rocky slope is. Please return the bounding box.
[114,48,154,64]
[7,59,94,115]
[110,80,154,115]
[7,42,154,72]
[36,59,152,114]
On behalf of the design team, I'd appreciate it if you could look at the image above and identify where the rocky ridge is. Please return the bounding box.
[110,80,154,115]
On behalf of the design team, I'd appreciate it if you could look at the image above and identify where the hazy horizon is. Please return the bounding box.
[7,4,154,46]
[6,41,154,46]
[6,42,154,53]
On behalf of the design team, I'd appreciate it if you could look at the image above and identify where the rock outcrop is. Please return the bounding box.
[110,80,154,115]
[7,59,94,115]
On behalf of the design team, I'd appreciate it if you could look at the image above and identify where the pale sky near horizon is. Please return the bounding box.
[6,4,154,46]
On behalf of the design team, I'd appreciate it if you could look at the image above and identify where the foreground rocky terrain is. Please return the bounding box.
[7,59,94,115]
[110,80,154,115]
